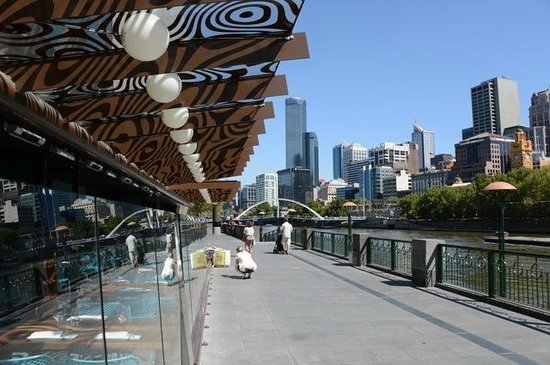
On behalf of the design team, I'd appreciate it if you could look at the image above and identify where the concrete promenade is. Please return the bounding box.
[199,234,550,365]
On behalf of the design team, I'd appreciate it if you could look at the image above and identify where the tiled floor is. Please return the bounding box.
[199,235,550,365]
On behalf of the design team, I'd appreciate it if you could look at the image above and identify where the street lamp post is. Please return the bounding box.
[484,181,517,298]
[343,201,357,238]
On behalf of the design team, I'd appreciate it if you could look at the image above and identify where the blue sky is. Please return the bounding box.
[238,0,550,185]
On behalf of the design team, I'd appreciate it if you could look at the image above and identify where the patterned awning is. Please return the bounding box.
[0,0,308,205]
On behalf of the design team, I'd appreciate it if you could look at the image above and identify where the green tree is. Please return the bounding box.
[189,202,212,217]
[306,200,325,216]
[396,168,550,222]
[71,219,95,239]
[256,202,274,216]
[100,216,123,236]
[324,197,348,217]
[288,203,304,216]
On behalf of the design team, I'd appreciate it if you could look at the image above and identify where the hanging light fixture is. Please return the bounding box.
[161,107,189,129]
[178,142,197,155]
[121,13,169,62]
[182,153,200,163]
[199,188,211,203]
[146,73,181,103]
[169,129,193,144]
[187,161,202,171]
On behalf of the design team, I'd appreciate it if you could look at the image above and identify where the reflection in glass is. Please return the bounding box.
[0,177,207,364]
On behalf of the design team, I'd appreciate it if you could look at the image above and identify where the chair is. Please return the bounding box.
[0,354,54,365]
[67,355,141,365]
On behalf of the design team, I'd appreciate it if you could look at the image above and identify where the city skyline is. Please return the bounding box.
[238,0,550,186]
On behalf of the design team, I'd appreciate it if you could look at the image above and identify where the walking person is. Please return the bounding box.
[165,229,175,257]
[125,232,138,267]
[243,220,255,253]
[234,246,257,279]
[280,217,293,255]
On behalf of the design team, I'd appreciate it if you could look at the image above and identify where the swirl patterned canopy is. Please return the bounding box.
[0,0,308,207]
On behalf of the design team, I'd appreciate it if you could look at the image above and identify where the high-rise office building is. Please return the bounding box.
[332,141,350,179]
[303,132,319,186]
[285,97,307,168]
[277,167,311,204]
[255,173,278,207]
[347,159,371,186]
[470,77,520,136]
[342,143,368,182]
[361,165,395,202]
[452,133,514,182]
[529,88,550,156]
[239,184,257,210]
[368,142,410,171]
[411,123,435,171]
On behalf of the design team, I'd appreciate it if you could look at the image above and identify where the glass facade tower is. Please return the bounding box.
[529,89,550,156]
[304,132,319,186]
[285,97,307,168]
[411,123,435,172]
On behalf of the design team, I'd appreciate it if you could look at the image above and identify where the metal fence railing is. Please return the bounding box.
[366,237,412,276]
[252,227,550,315]
[437,244,550,312]
[311,231,350,258]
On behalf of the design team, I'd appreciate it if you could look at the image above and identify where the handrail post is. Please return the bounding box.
[351,234,366,266]
[488,250,496,298]
[259,226,263,242]
[412,239,443,287]
[366,237,372,265]
[390,240,396,271]
[436,245,443,283]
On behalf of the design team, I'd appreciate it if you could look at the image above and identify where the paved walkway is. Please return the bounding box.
[199,235,550,365]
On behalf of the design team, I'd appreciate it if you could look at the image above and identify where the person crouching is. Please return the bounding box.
[235,246,257,279]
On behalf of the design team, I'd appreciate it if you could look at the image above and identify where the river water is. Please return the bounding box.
[261,224,550,255]
[335,228,550,255]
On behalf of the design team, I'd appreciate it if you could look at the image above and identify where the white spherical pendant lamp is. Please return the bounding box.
[192,169,204,179]
[121,13,169,62]
[188,161,202,172]
[178,142,197,155]
[170,129,193,144]
[183,153,200,163]
[146,73,181,103]
[161,107,189,129]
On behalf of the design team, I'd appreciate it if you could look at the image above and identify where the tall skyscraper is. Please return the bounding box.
[255,173,278,207]
[285,97,307,168]
[529,88,550,156]
[411,123,435,171]
[332,141,350,179]
[470,77,520,136]
[303,132,319,186]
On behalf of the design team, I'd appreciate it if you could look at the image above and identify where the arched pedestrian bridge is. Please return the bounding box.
[235,198,324,221]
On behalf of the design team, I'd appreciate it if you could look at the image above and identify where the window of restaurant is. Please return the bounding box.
[0,176,205,364]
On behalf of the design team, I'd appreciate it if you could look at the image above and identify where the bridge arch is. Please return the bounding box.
[235,198,324,221]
